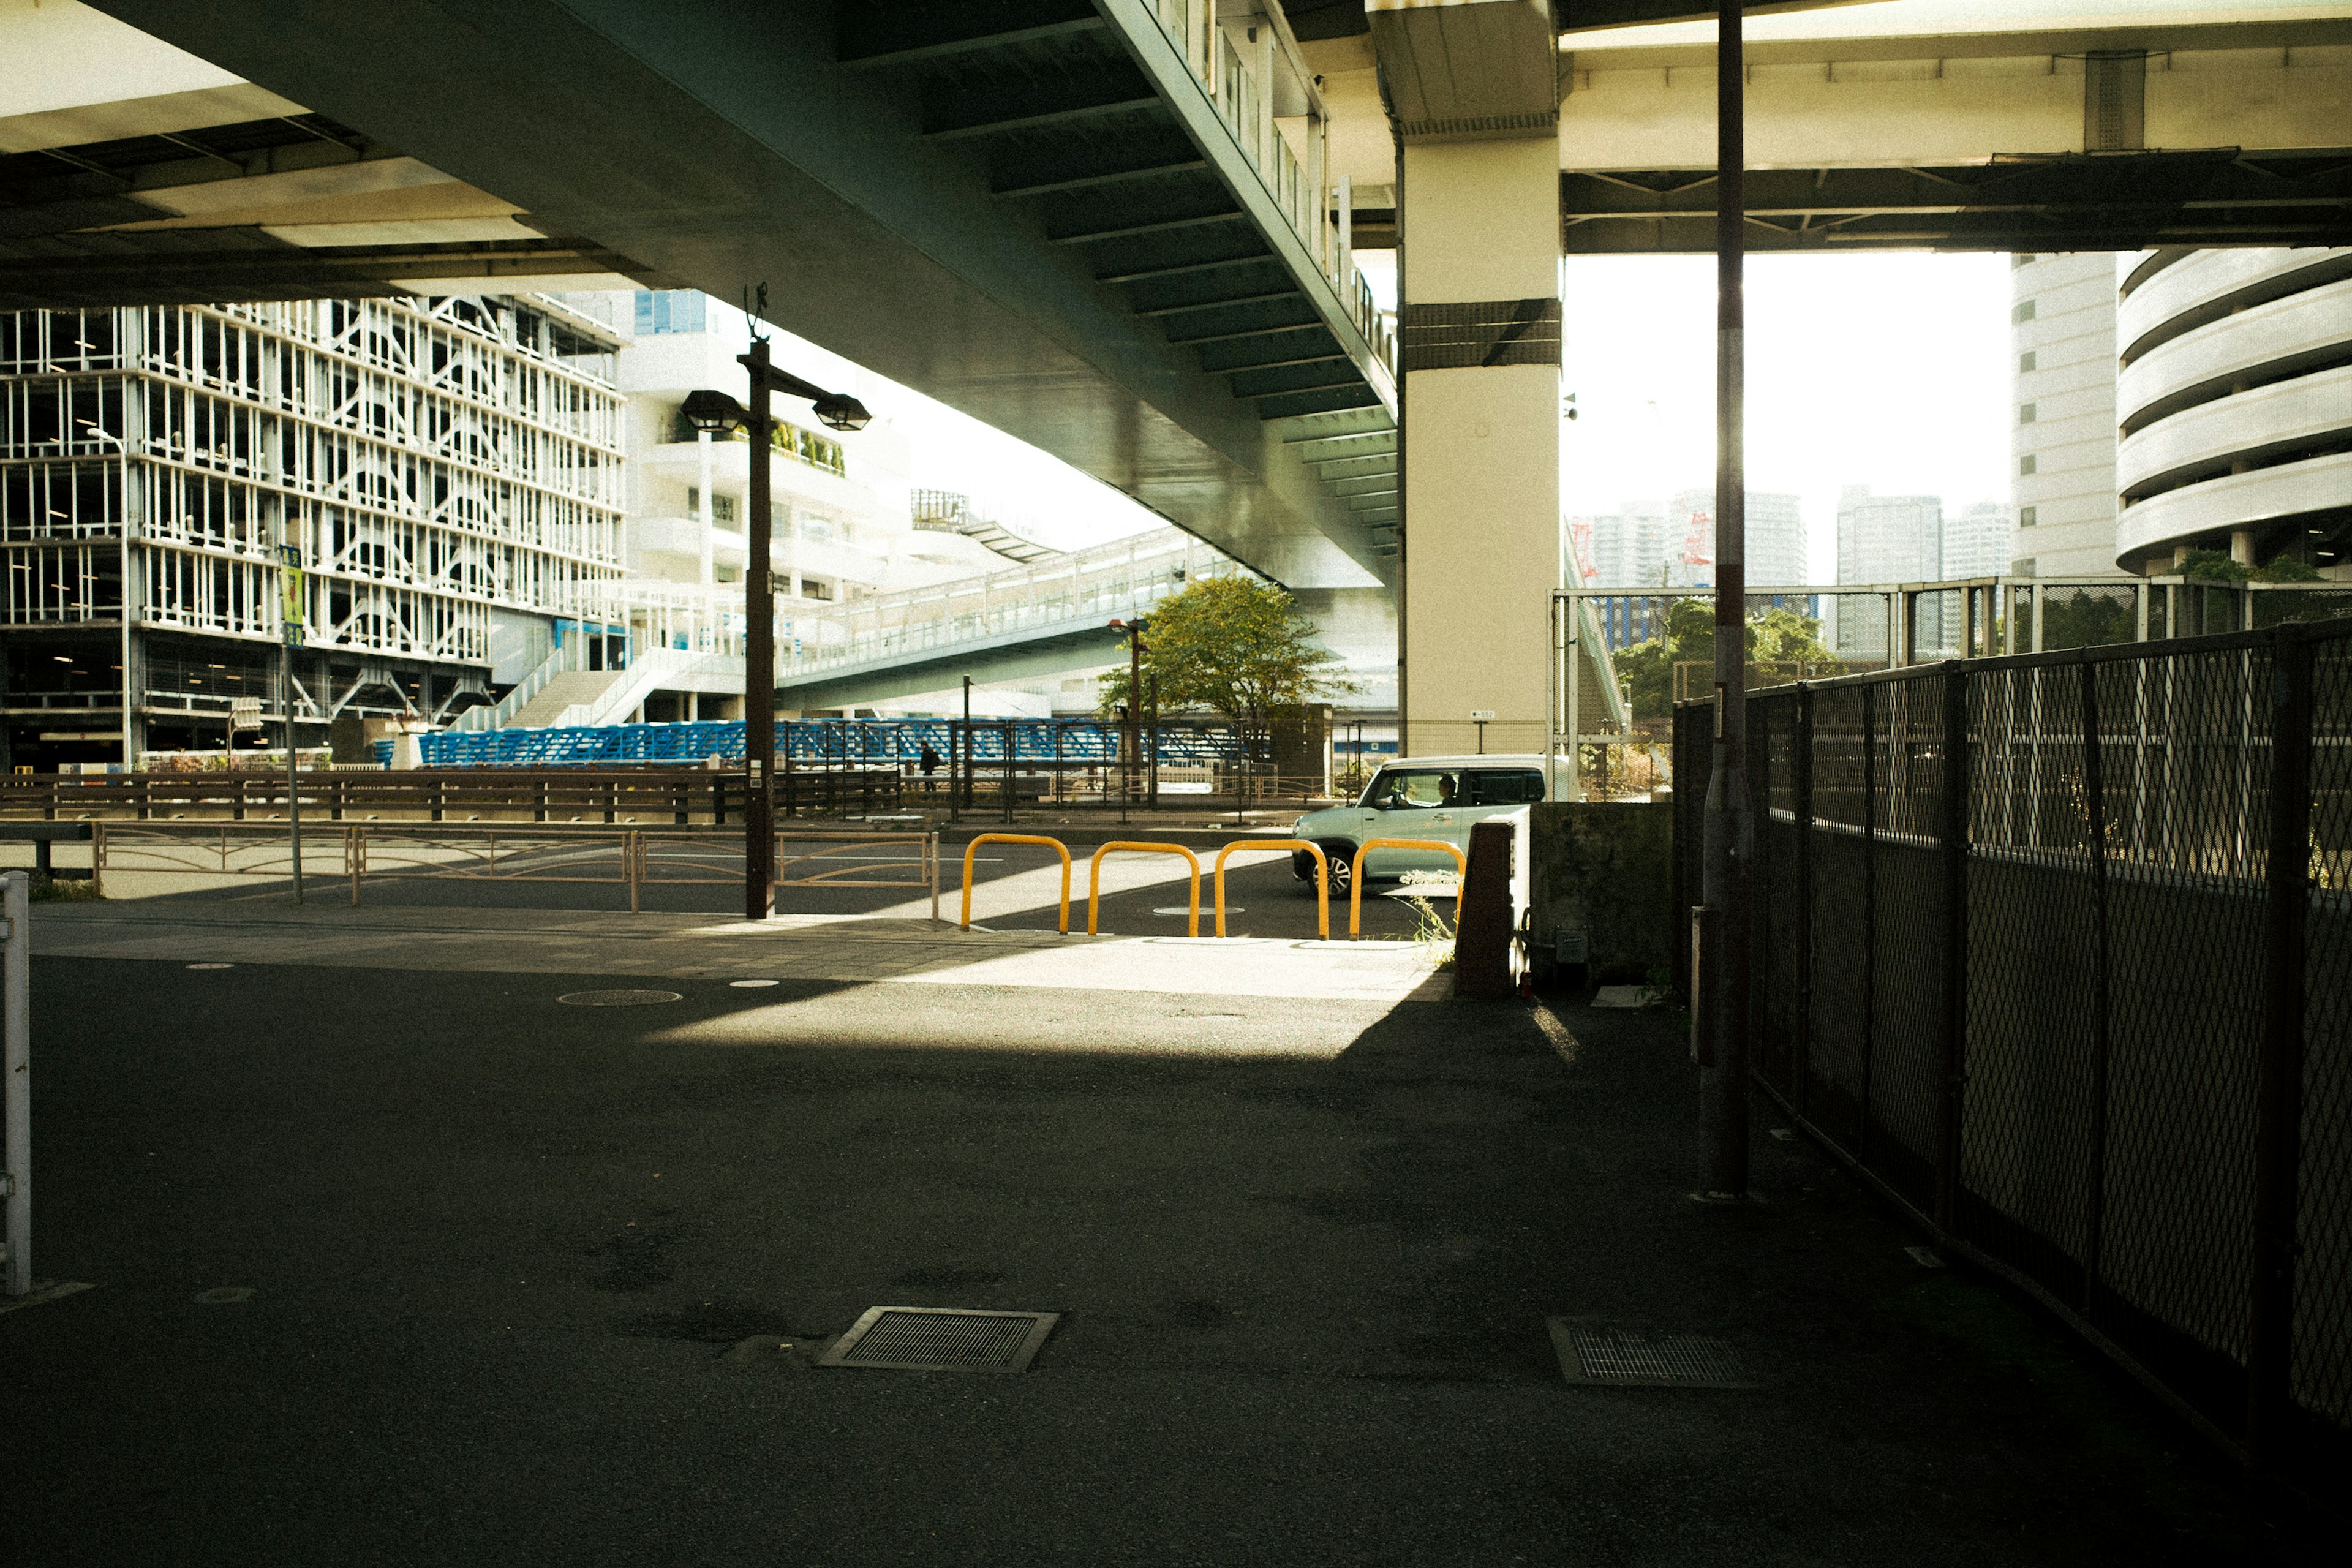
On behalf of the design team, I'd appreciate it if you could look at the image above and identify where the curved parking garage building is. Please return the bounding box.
[2114,247,2352,576]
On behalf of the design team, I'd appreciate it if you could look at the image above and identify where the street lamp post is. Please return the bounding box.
[682,340,871,922]
[1109,619,1147,821]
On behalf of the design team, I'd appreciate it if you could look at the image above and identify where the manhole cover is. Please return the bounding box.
[557,989,682,1007]
[1547,1319,1751,1388]
[818,1306,1058,1371]
[728,979,780,989]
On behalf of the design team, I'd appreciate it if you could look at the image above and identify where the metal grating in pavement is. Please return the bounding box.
[1548,1319,1752,1388]
[818,1306,1058,1371]
[556,989,681,1006]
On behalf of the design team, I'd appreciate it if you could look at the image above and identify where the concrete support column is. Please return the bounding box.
[1396,135,1561,759]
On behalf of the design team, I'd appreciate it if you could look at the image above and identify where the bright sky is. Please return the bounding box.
[1358,250,2013,581]
[745,243,2016,575]
[1559,252,2013,581]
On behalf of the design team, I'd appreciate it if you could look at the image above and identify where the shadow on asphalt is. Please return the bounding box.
[0,956,2320,1566]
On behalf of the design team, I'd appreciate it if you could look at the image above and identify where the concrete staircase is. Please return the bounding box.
[504,669,625,728]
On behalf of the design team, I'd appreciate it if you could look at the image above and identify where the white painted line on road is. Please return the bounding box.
[729,979,780,989]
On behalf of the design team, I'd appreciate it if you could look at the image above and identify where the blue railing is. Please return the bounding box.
[377,718,1253,769]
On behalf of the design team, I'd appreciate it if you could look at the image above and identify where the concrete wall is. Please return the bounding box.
[1528,801,1675,988]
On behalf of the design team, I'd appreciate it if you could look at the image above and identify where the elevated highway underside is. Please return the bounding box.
[1300,5,2352,256]
[28,0,1398,592]
[1553,11,2352,254]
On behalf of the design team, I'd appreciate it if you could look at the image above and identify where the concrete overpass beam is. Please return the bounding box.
[1371,0,1562,760]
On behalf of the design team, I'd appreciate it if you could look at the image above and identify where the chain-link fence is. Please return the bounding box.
[1674,616,2351,1496]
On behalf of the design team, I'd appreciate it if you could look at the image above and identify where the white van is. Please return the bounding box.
[1287,753,1556,894]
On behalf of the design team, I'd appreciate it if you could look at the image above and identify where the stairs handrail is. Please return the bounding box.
[452,638,586,731]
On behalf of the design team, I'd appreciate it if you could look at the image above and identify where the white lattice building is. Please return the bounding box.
[0,294,625,767]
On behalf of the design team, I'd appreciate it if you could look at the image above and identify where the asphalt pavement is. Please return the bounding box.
[0,951,2321,1566]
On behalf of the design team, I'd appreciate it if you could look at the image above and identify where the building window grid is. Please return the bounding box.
[3,542,119,624]
[0,459,127,543]
[2,298,627,663]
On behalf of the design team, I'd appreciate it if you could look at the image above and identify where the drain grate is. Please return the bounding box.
[818,1306,1058,1371]
[1547,1319,1751,1388]
[557,989,681,1007]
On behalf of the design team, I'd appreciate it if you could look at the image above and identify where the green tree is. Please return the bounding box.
[1099,575,1348,759]
[1615,601,1834,718]
[2179,548,2251,584]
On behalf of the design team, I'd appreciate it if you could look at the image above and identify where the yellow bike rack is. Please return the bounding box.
[1213,838,1328,940]
[1349,837,1468,938]
[961,833,1072,932]
[1088,840,1202,936]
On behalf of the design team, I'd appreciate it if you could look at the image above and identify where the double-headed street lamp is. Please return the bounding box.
[684,336,872,920]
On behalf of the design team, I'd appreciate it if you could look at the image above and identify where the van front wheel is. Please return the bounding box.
[1300,844,1354,898]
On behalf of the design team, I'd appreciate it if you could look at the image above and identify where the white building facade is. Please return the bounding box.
[2113,247,2352,577]
[0,294,627,769]
[2010,252,2124,578]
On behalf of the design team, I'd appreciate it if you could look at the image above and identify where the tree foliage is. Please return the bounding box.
[1098,575,1347,757]
[1614,603,1834,718]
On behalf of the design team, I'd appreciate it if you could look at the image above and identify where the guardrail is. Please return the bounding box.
[1088,842,1202,937]
[92,823,939,918]
[0,768,903,825]
[1349,838,1466,939]
[960,834,1071,933]
[1216,839,1327,940]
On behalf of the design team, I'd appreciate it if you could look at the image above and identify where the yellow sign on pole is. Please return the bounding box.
[277,543,304,646]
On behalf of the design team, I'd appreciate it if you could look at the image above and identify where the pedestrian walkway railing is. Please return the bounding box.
[960,834,1071,933]
[1673,615,2352,1496]
[3,767,899,825]
[1088,842,1202,937]
[91,823,940,919]
[1349,839,1466,938]
[1216,839,1326,940]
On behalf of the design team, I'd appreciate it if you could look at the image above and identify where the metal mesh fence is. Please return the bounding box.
[1674,616,2352,1491]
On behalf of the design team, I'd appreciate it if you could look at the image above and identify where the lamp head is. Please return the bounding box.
[681,388,747,435]
[812,393,872,432]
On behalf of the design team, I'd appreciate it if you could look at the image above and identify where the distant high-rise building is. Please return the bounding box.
[1943,500,2014,580]
[1671,489,1804,587]
[1836,486,1943,656]
[1570,492,1799,591]
[2010,252,2122,577]
[1567,499,1681,589]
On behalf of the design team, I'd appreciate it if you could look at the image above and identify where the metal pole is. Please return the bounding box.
[1699,0,1751,1199]
[3,869,29,1295]
[697,428,715,589]
[1934,663,1970,1232]
[2248,625,2313,1466]
[744,336,776,920]
[1148,673,1161,809]
[1127,628,1144,809]
[284,645,303,904]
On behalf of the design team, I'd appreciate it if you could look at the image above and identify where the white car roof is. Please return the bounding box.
[1375,755,1548,771]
